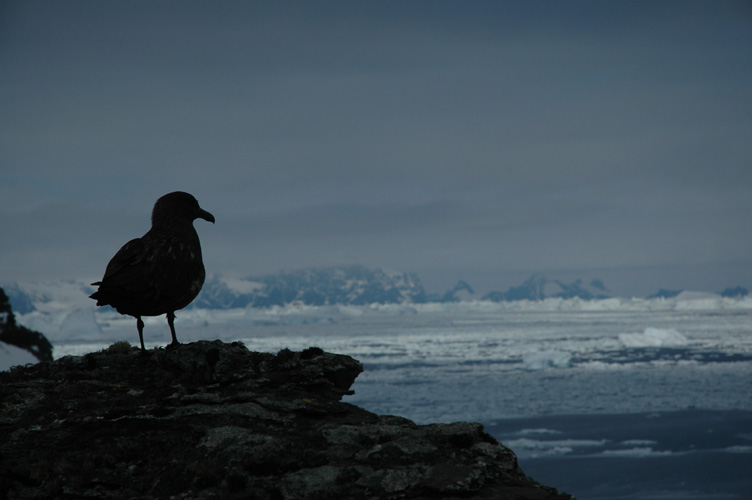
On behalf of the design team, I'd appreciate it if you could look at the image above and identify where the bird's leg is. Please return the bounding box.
[136,316,145,351]
[167,311,180,347]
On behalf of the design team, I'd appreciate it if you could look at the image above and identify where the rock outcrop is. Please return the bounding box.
[0,340,573,499]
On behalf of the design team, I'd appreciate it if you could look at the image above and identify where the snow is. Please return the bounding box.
[58,308,103,339]
[0,342,38,371]
[222,277,263,294]
[6,279,97,341]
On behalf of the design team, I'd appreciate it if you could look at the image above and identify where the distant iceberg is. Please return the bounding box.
[618,327,688,348]
[522,351,573,370]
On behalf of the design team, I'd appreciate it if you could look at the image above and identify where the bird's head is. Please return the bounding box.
[152,192,215,229]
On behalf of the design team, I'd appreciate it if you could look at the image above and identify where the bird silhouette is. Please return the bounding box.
[90,192,214,351]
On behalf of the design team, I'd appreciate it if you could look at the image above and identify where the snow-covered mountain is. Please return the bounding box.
[435,280,475,303]
[3,269,748,320]
[1,286,53,370]
[1,266,427,316]
[482,274,613,302]
[195,266,427,309]
[0,280,102,343]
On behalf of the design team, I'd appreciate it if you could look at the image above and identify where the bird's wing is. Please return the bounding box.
[100,238,149,283]
[96,237,160,300]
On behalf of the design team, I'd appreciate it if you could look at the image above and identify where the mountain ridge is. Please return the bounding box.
[481,274,614,302]
[195,266,427,309]
[3,266,749,315]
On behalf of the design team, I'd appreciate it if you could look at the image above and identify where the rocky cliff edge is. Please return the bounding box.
[0,340,574,499]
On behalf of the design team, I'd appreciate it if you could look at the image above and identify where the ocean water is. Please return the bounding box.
[45,297,752,499]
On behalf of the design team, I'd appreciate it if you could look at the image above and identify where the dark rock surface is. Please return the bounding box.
[0,340,574,499]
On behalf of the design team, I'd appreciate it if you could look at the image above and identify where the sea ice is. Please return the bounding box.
[503,437,607,459]
[600,447,673,457]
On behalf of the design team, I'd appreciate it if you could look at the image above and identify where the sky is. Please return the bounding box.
[1,0,751,296]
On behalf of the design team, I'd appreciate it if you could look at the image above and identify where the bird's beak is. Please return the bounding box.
[197,209,215,224]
